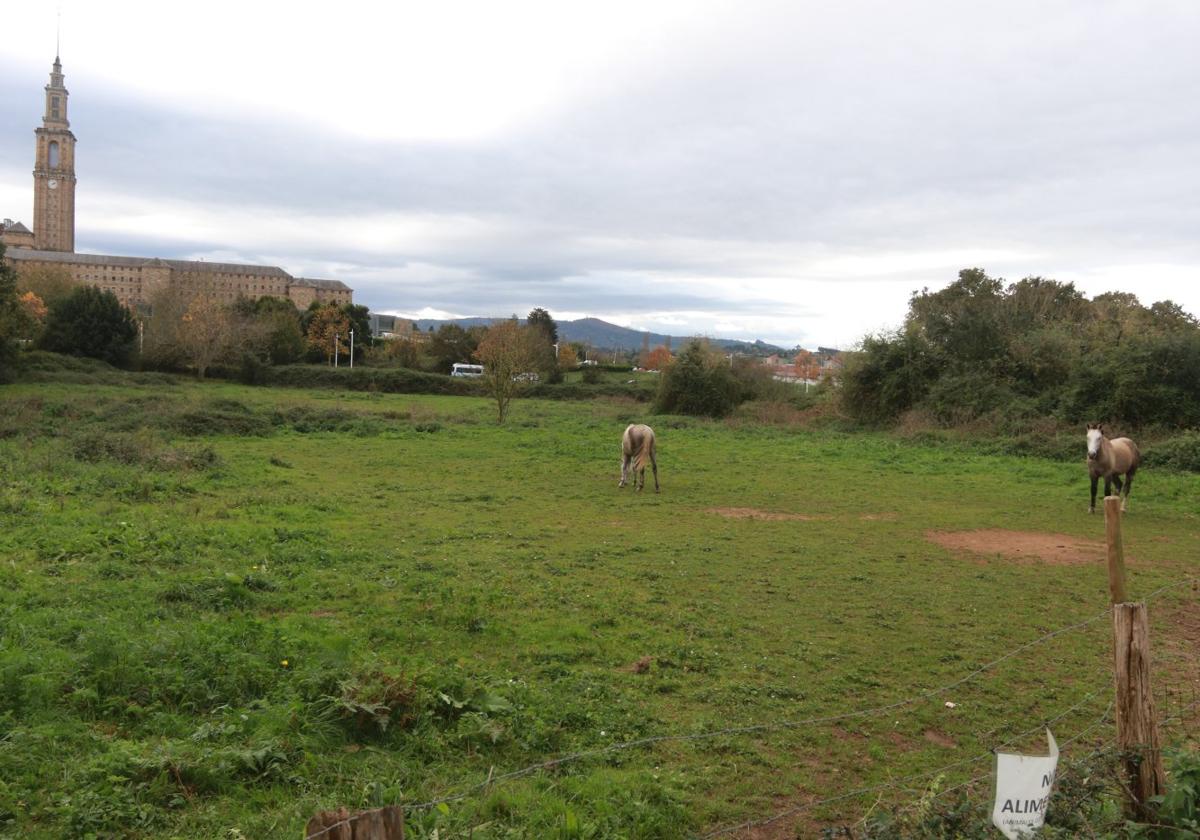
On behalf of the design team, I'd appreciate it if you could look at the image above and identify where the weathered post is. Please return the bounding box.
[1104,495,1128,604]
[1104,496,1165,821]
[304,805,404,839]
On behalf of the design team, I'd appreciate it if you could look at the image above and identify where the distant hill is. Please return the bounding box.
[411,316,786,355]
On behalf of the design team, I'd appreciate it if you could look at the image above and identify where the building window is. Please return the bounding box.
[48,141,60,168]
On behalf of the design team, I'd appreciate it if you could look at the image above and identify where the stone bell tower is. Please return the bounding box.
[33,56,76,252]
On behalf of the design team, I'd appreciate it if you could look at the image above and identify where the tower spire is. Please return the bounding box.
[33,49,76,252]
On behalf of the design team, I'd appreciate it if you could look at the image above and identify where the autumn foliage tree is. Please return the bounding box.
[793,350,821,381]
[0,244,27,372]
[643,345,672,371]
[474,321,541,423]
[306,303,352,364]
[556,342,578,370]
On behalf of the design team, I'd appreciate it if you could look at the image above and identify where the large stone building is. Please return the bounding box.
[1,56,352,312]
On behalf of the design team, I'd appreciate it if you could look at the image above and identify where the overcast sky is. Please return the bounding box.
[2,1,1198,348]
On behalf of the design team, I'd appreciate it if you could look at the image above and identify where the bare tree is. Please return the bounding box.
[474,321,541,423]
[178,294,236,378]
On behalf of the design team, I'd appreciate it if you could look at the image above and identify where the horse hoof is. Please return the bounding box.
[1088,508,1095,514]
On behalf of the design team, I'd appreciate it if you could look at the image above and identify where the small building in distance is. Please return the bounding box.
[369,313,427,342]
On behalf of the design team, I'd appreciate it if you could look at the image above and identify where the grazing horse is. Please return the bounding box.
[1086,423,1140,514]
[619,424,659,493]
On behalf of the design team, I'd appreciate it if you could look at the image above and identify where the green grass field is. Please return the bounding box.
[0,377,1197,839]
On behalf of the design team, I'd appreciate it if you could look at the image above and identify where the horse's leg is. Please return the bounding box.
[1122,472,1134,512]
[636,461,644,492]
[1089,475,1098,514]
[1112,474,1123,495]
[650,450,659,493]
[1104,476,1113,498]
[619,454,629,488]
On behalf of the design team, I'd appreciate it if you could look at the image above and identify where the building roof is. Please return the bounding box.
[5,248,170,268]
[292,277,352,291]
[164,259,290,278]
[4,248,351,292]
[1,220,32,234]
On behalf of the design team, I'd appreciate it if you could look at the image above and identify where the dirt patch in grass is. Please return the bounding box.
[923,729,958,749]
[622,655,655,674]
[860,512,898,521]
[925,529,1106,565]
[708,507,830,522]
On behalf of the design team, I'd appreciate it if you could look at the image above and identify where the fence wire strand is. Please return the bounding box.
[303,575,1198,840]
[696,688,1116,839]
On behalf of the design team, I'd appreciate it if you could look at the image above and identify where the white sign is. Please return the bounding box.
[992,729,1059,839]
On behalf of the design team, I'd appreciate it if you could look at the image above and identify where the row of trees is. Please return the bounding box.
[2,248,784,423]
[1,252,374,378]
[841,268,1200,428]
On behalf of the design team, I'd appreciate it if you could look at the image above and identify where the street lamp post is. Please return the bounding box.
[334,333,339,368]
[350,330,355,369]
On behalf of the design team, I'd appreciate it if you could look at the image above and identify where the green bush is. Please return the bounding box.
[173,408,273,437]
[9,349,178,386]
[654,340,740,418]
[237,351,270,385]
[1143,431,1200,472]
[839,329,936,425]
[258,364,479,395]
[1139,749,1200,837]
[840,269,1200,430]
[38,286,138,366]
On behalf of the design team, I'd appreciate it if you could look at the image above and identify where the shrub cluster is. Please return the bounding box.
[841,269,1200,430]
[653,340,741,417]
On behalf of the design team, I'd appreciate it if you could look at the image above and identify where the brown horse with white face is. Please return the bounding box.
[1086,423,1140,514]
[619,424,659,493]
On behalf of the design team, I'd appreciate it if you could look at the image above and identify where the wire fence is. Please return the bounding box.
[304,575,1199,840]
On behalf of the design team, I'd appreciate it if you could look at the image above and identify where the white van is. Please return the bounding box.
[450,363,484,378]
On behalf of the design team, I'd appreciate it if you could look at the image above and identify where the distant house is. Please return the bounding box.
[369,313,427,343]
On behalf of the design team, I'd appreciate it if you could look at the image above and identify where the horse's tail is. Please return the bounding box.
[635,428,654,471]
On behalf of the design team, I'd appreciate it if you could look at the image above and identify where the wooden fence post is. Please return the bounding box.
[1104,495,1128,604]
[1104,496,1165,821]
[304,805,404,840]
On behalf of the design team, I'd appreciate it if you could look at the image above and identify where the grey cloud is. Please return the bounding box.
[3,1,1199,346]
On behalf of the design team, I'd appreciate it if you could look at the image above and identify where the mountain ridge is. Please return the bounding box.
[407,316,789,355]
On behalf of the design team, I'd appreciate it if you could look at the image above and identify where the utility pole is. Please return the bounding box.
[349,330,355,369]
[334,332,339,368]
